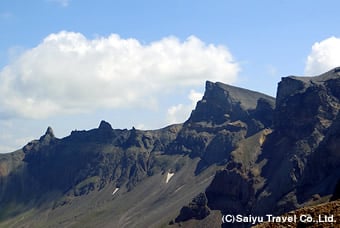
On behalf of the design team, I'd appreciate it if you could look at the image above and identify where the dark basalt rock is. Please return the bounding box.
[188,81,275,125]
[330,179,340,201]
[197,68,340,225]
[206,169,255,213]
[174,193,210,222]
[168,81,275,173]
[98,120,113,130]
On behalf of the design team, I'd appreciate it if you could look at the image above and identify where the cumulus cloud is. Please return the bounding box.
[0,31,239,119]
[305,36,340,75]
[166,90,203,124]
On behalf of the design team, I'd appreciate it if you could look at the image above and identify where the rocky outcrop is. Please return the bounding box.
[176,68,340,228]
[174,193,210,223]
[168,81,275,172]
[188,81,275,133]
[253,68,340,215]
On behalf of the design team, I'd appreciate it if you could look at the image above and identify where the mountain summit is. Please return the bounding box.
[1,69,340,228]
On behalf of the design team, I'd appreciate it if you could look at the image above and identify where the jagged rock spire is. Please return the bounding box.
[98,120,113,131]
[39,126,55,144]
[45,126,55,138]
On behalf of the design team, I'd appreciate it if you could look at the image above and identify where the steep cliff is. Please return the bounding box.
[173,68,340,228]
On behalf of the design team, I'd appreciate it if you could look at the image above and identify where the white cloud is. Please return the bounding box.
[305,36,340,75]
[166,90,203,124]
[0,31,239,119]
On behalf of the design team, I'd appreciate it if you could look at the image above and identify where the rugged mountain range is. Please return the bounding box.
[1,68,340,227]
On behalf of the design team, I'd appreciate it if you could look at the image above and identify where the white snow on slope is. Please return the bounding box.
[165,172,175,183]
[112,188,119,195]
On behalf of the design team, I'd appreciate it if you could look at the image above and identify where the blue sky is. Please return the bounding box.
[1,0,340,152]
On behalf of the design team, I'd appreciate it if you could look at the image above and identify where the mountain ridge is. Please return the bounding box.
[1,68,340,227]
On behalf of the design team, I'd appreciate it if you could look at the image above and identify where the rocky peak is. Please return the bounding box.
[39,126,55,144]
[45,126,54,137]
[188,81,275,124]
[23,127,56,153]
[276,67,340,105]
[168,81,275,172]
[98,120,113,131]
[275,68,340,139]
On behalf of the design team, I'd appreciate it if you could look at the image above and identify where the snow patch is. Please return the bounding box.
[112,188,119,195]
[166,172,175,183]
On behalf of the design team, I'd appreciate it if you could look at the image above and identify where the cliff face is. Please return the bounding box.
[168,81,274,172]
[176,68,340,228]
[1,68,340,228]
[256,69,340,213]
